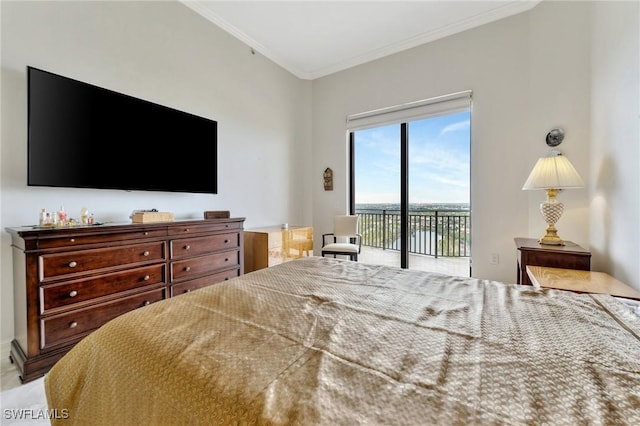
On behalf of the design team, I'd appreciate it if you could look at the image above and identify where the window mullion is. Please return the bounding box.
[400,122,409,269]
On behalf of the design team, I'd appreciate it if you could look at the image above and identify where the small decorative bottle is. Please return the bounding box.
[80,208,89,225]
[39,209,47,226]
[57,206,67,226]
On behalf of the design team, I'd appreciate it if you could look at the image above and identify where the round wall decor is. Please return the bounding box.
[546,128,565,147]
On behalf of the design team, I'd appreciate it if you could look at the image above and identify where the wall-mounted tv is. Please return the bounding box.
[27,66,217,194]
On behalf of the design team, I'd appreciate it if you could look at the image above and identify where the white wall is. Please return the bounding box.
[0,1,312,351]
[590,1,640,289]
[312,1,592,284]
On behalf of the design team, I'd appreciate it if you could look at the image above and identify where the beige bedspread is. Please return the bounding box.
[45,257,640,425]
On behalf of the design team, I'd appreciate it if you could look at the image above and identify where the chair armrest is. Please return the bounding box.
[343,234,363,253]
[322,233,336,245]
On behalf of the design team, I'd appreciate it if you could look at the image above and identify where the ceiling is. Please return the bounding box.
[181,1,540,80]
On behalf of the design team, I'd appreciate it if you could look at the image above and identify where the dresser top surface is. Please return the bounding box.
[6,217,245,237]
[514,237,590,255]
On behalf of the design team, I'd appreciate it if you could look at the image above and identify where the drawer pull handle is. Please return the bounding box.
[184,228,190,232]
[143,251,150,256]
[144,232,149,236]
[70,238,75,243]
[144,301,150,306]
[224,239,229,243]
[69,290,78,297]
[184,266,191,272]
[184,245,191,250]
[143,275,150,281]
[68,261,77,268]
[225,277,230,281]
[185,289,191,293]
[225,258,229,262]
[69,321,78,329]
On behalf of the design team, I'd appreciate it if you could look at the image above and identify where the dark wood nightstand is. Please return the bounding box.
[514,237,591,285]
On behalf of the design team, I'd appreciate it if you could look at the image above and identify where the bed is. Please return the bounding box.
[45,256,640,425]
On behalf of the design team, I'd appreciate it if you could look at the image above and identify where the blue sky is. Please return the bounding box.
[354,111,470,204]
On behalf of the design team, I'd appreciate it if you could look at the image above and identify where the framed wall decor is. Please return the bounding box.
[323,168,333,191]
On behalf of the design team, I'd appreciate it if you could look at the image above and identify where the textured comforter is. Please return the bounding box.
[45,256,640,425]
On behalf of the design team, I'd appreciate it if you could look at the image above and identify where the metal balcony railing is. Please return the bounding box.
[356,210,470,258]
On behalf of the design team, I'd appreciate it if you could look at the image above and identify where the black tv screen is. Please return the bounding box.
[28,66,217,194]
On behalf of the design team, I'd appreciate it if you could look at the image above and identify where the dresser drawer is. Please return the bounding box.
[521,251,591,270]
[170,232,240,260]
[168,221,243,237]
[171,250,240,282]
[37,229,167,250]
[40,264,166,314]
[40,287,166,350]
[39,241,166,282]
[170,268,239,296]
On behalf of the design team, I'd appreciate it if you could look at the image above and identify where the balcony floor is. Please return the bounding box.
[355,246,470,277]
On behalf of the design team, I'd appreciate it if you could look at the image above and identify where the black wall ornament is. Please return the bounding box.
[545,128,565,147]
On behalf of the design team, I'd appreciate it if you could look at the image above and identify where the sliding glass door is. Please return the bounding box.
[349,95,471,276]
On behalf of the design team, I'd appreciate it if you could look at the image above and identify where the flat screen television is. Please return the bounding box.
[27,66,218,194]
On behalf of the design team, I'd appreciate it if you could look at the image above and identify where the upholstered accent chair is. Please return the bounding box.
[321,215,362,261]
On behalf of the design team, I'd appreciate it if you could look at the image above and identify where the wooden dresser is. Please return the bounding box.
[244,226,313,273]
[6,217,244,383]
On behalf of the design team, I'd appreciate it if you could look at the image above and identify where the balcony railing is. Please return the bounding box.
[356,210,470,258]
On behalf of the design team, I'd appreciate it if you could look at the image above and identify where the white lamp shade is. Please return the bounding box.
[522,154,584,190]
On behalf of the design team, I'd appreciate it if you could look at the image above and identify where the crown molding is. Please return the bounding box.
[181,1,540,81]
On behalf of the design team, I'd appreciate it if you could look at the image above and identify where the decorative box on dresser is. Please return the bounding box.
[514,237,591,285]
[6,217,244,383]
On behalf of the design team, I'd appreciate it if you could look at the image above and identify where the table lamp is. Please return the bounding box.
[522,152,584,245]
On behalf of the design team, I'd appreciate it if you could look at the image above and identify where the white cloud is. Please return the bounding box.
[439,119,470,136]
